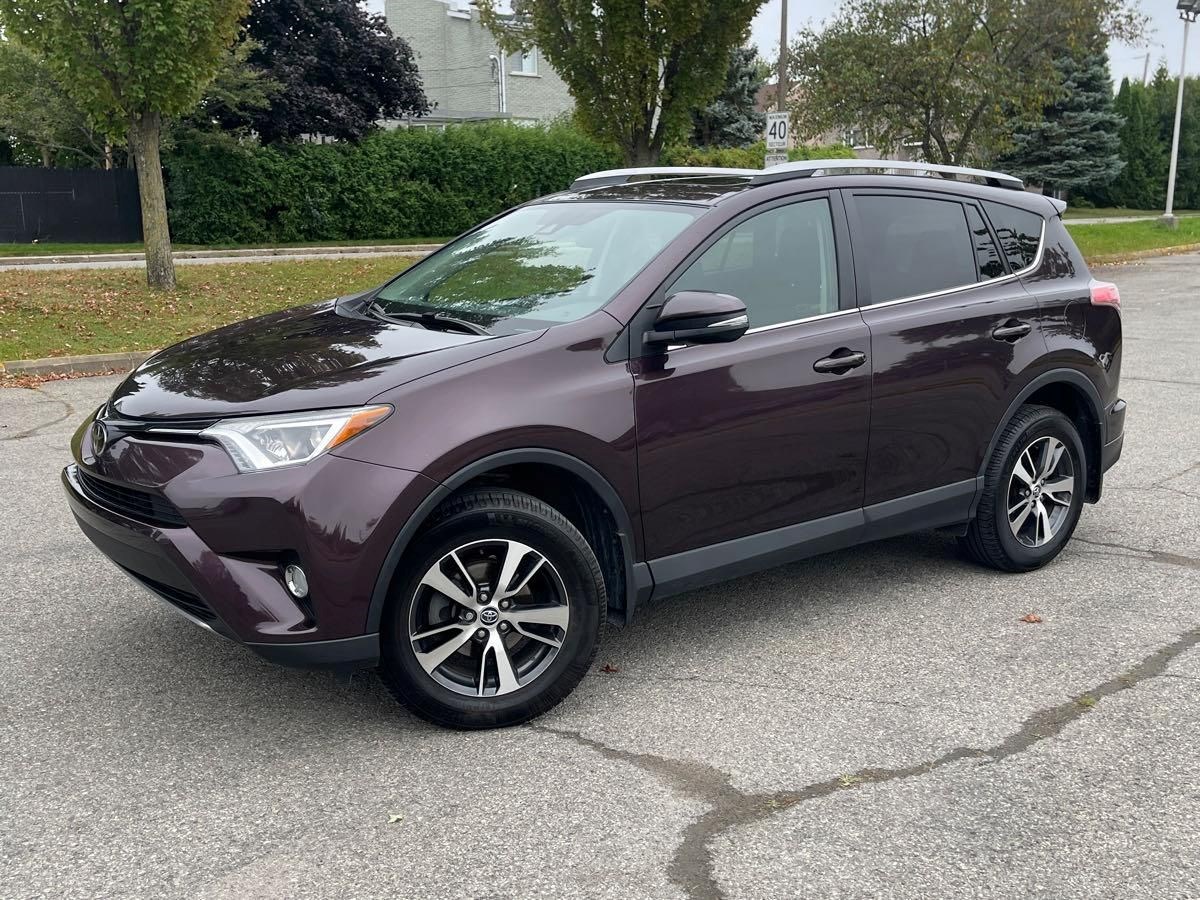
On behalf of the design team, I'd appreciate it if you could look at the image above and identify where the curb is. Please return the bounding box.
[1,350,154,379]
[0,243,444,267]
[1087,242,1200,267]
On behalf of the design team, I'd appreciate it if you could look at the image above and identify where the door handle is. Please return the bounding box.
[992,320,1032,342]
[813,349,867,374]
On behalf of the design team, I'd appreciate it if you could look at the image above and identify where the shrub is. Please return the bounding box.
[164,123,621,244]
[164,127,858,244]
[661,141,856,168]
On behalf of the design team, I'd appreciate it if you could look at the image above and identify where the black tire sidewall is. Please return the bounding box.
[991,410,1086,568]
[381,498,603,729]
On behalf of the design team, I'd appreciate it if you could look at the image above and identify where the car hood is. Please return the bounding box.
[108,296,544,420]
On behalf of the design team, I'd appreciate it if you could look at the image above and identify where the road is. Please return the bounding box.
[2,252,1198,899]
[0,247,435,273]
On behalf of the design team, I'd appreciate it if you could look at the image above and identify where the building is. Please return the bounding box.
[385,0,574,126]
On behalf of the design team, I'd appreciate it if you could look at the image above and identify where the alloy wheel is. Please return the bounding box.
[1006,435,1075,548]
[408,539,570,697]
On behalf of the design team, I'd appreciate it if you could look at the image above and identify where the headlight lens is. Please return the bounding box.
[200,405,391,472]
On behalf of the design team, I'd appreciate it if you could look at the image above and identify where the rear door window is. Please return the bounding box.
[982,201,1044,272]
[852,195,978,304]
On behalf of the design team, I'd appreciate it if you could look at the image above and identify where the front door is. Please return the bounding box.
[633,194,872,570]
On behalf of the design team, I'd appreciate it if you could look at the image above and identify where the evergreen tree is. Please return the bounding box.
[1099,77,1167,209]
[1001,48,1124,198]
[1148,67,1200,210]
[692,45,767,148]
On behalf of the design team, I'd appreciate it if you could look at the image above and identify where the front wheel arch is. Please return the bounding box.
[366,449,644,635]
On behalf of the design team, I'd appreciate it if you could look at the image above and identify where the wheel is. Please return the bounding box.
[380,489,605,729]
[962,404,1086,572]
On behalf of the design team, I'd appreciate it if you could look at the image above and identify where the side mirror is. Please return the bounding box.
[645,291,749,347]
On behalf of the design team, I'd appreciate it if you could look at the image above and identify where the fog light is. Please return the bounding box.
[283,564,309,599]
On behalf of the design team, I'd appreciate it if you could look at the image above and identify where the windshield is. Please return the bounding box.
[371,201,702,334]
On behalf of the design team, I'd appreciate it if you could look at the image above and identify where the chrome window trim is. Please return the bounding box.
[745,306,859,335]
[857,219,1046,313]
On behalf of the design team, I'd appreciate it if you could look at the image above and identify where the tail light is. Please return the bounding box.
[1090,279,1121,309]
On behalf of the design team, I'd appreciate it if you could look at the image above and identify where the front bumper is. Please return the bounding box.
[63,432,436,669]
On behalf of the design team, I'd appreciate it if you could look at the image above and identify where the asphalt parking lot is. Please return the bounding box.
[2,251,1198,899]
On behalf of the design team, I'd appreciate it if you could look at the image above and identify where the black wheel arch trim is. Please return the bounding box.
[975,368,1106,513]
[366,448,650,634]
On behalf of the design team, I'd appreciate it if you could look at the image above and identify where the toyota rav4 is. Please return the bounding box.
[64,160,1125,729]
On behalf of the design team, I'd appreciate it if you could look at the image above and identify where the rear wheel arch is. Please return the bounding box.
[981,370,1105,504]
[367,450,644,634]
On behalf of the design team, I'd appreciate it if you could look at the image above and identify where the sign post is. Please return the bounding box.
[765,112,789,168]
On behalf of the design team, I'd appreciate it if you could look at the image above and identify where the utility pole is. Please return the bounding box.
[1142,52,1152,86]
[777,0,788,113]
[1164,1,1199,228]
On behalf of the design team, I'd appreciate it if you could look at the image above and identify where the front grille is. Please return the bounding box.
[122,568,216,622]
[78,469,186,528]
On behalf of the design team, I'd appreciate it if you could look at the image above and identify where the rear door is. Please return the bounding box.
[845,189,1046,523]
[633,193,872,567]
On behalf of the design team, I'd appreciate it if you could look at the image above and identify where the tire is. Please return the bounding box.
[380,489,605,729]
[962,404,1086,573]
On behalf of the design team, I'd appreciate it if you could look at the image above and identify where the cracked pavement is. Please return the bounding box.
[2,252,1199,899]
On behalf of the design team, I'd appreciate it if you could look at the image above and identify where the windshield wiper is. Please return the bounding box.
[367,301,490,336]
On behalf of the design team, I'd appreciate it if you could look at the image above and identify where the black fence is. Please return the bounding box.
[0,167,142,244]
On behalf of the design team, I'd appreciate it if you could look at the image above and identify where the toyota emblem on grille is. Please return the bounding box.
[91,419,108,454]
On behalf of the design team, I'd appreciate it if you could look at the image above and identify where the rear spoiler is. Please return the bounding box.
[1047,197,1068,217]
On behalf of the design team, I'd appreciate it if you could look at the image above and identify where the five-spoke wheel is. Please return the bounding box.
[409,539,571,697]
[963,404,1085,572]
[381,489,605,729]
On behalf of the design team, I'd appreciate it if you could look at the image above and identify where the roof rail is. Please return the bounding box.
[570,158,1024,192]
[570,166,758,191]
[753,158,1024,190]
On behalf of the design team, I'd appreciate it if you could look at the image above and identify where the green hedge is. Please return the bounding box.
[164,123,621,244]
[661,142,857,168]
[164,125,859,244]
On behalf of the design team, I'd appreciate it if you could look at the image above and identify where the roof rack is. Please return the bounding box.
[570,166,758,190]
[570,158,1024,192]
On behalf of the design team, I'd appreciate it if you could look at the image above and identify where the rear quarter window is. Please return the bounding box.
[983,201,1044,272]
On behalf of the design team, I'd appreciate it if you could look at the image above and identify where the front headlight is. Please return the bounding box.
[200,405,392,473]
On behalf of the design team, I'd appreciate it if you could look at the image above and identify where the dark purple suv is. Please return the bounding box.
[64,160,1125,729]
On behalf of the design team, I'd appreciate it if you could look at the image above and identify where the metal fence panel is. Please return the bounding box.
[0,167,143,244]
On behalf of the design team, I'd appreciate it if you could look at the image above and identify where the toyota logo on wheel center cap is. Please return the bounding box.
[479,607,499,625]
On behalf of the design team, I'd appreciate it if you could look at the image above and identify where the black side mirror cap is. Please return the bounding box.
[645,290,749,347]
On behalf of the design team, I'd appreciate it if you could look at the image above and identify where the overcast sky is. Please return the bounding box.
[369,0,1197,89]
[747,0,1196,87]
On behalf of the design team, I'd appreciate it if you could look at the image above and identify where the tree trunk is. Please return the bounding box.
[40,146,52,168]
[625,128,659,167]
[127,111,176,290]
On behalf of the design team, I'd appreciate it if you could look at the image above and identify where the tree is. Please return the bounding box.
[1149,67,1200,211]
[174,39,280,139]
[1000,49,1124,198]
[239,0,427,143]
[788,0,1145,166]
[692,45,767,148]
[478,0,764,165]
[0,40,105,167]
[0,0,249,289]
[1093,77,1166,208]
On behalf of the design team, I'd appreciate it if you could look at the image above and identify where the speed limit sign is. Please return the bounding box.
[765,112,789,149]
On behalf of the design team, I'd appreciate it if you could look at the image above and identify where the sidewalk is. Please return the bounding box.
[0,243,442,272]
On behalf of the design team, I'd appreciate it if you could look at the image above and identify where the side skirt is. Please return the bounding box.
[647,478,979,603]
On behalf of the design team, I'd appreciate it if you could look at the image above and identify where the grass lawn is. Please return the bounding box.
[1065,217,1200,260]
[0,256,413,361]
[0,237,448,258]
[4,217,1200,362]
